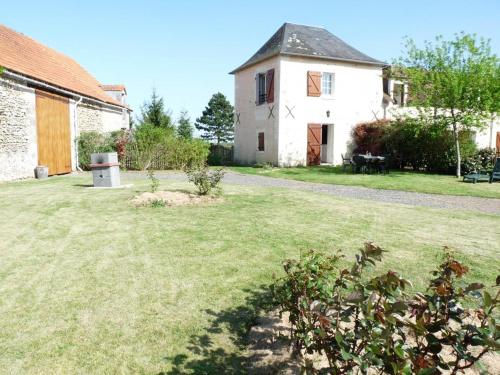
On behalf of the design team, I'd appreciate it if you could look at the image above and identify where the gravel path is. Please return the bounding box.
[122,171,500,215]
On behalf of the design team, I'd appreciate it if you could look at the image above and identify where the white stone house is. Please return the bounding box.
[0,24,131,181]
[231,23,500,166]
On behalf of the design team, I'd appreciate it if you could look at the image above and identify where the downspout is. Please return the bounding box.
[74,95,83,171]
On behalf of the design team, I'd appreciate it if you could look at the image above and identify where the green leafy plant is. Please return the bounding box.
[77,131,116,170]
[150,199,166,208]
[147,169,159,193]
[272,244,499,374]
[395,33,500,177]
[124,124,209,171]
[186,165,225,195]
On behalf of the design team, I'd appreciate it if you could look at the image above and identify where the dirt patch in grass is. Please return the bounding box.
[131,191,221,207]
[247,310,499,374]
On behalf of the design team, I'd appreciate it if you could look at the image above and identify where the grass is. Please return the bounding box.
[0,174,498,373]
[230,165,500,199]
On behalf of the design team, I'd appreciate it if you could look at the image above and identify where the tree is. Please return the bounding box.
[396,33,500,177]
[139,88,173,130]
[195,93,234,144]
[177,110,193,140]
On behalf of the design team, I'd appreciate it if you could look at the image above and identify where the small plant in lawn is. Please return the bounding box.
[186,165,225,196]
[150,199,166,208]
[272,243,499,374]
[147,169,159,193]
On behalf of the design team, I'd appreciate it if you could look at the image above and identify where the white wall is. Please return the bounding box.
[233,56,280,165]
[278,56,384,166]
[0,78,37,181]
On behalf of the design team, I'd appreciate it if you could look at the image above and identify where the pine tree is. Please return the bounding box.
[195,93,234,144]
[176,110,193,140]
[139,88,173,130]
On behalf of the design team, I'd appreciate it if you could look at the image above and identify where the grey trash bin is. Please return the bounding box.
[90,152,121,187]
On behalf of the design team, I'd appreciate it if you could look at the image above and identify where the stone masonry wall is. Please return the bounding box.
[0,78,37,181]
[77,101,104,134]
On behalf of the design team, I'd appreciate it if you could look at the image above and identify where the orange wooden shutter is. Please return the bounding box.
[496,132,500,151]
[266,69,275,103]
[307,124,322,165]
[307,71,321,97]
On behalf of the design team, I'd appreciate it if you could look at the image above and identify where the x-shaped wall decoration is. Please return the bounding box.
[285,105,295,119]
[235,113,241,125]
[268,105,275,119]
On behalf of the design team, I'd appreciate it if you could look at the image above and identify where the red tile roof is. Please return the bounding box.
[0,24,126,108]
[101,84,127,94]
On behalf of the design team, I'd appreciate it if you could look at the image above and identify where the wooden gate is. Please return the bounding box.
[307,123,322,165]
[36,89,72,175]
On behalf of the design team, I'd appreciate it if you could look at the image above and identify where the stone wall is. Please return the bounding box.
[77,101,104,133]
[0,78,37,181]
[77,100,128,134]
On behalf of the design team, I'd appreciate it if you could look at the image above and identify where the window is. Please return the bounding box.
[321,73,334,96]
[258,132,265,151]
[392,83,405,106]
[256,73,266,105]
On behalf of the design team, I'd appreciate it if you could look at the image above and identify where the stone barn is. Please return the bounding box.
[0,24,131,181]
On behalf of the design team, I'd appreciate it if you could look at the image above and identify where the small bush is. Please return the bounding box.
[186,165,225,195]
[352,119,389,155]
[77,132,116,170]
[272,243,499,374]
[147,169,159,193]
[463,147,496,173]
[150,199,166,208]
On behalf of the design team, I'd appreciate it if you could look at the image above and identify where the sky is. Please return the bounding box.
[2,0,499,125]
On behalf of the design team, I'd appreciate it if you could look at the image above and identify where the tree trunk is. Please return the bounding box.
[452,123,461,178]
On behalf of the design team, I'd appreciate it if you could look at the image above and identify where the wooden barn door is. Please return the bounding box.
[307,124,322,165]
[36,90,72,175]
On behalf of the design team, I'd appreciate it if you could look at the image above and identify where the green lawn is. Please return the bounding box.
[230,165,500,199]
[0,175,498,374]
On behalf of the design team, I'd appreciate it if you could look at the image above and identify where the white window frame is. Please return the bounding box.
[321,72,334,97]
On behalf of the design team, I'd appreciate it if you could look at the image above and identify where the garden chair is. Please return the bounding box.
[352,155,367,174]
[341,153,352,171]
[490,158,500,183]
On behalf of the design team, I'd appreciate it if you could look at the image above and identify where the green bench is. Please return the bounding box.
[463,171,491,184]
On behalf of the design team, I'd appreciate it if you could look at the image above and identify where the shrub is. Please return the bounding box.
[380,118,479,173]
[463,147,496,173]
[124,124,209,170]
[186,165,225,195]
[207,143,234,166]
[352,120,389,155]
[272,243,499,374]
[77,131,115,170]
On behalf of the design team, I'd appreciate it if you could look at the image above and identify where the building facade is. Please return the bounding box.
[0,25,131,181]
[232,23,499,167]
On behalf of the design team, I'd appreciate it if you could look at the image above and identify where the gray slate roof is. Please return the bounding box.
[230,23,385,73]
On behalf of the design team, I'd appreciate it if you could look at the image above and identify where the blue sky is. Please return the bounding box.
[2,0,499,124]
